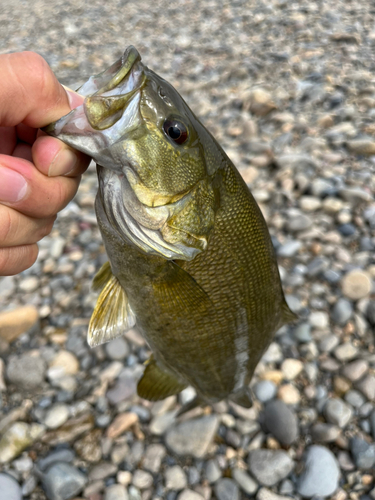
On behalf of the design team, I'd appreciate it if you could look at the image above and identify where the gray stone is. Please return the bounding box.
[41,462,87,500]
[0,473,22,500]
[324,398,353,428]
[177,490,204,500]
[214,478,240,500]
[166,465,187,490]
[286,210,313,232]
[106,375,137,404]
[105,337,130,360]
[204,459,221,484]
[264,400,299,446]
[356,375,375,401]
[293,322,312,343]
[0,422,44,463]
[350,437,375,470]
[342,360,369,382]
[332,299,353,326]
[296,445,340,498]
[311,423,340,443]
[232,468,258,495]
[132,469,153,489]
[256,488,292,500]
[142,444,166,473]
[277,241,302,257]
[44,404,70,429]
[345,390,365,408]
[38,449,75,471]
[6,352,46,389]
[248,449,294,486]
[165,415,219,458]
[104,484,129,500]
[253,380,277,403]
[334,342,358,362]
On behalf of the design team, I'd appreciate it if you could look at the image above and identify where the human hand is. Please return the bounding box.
[0,51,90,276]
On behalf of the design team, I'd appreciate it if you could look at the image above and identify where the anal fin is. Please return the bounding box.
[137,357,187,401]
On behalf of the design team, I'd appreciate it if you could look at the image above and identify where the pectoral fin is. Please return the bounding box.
[88,262,136,347]
[137,356,187,401]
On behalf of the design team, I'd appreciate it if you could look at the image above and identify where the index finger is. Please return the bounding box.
[0,51,81,128]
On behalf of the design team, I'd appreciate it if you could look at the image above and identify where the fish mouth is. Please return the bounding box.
[43,46,145,171]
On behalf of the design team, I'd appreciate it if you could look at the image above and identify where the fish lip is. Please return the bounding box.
[43,46,145,170]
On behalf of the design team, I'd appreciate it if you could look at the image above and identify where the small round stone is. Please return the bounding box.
[0,473,22,500]
[277,384,301,405]
[132,469,153,489]
[104,484,128,500]
[296,445,340,498]
[281,359,303,381]
[331,299,353,326]
[350,437,375,470]
[253,380,277,403]
[341,270,372,300]
[324,398,353,428]
[311,423,340,443]
[105,337,130,360]
[6,352,46,389]
[204,460,221,484]
[41,462,87,500]
[231,468,258,495]
[342,360,369,382]
[248,449,294,486]
[44,403,70,429]
[214,478,240,500]
[264,400,299,446]
[165,465,187,490]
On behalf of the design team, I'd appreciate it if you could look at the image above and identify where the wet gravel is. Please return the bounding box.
[0,0,374,499]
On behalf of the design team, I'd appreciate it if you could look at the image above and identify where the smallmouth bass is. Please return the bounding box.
[45,46,296,409]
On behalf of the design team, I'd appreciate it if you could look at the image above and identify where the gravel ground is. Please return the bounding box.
[0,0,375,499]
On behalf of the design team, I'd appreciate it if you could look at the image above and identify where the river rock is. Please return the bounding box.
[0,306,39,342]
[0,473,22,500]
[0,422,44,463]
[248,449,294,486]
[324,398,353,428]
[296,445,340,498]
[214,478,240,500]
[41,462,87,500]
[264,400,299,446]
[6,351,46,389]
[341,270,372,300]
[165,415,219,458]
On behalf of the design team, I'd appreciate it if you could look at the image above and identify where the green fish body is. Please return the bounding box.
[45,46,296,407]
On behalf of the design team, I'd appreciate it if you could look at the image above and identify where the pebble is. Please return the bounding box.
[107,412,139,439]
[6,351,46,389]
[0,306,39,343]
[324,398,353,428]
[309,311,329,329]
[74,429,102,462]
[277,384,301,405]
[231,468,258,495]
[277,241,302,257]
[104,484,129,500]
[165,415,219,458]
[256,488,292,500]
[356,375,375,401]
[38,449,75,471]
[264,400,299,446]
[0,422,44,463]
[132,469,153,489]
[41,462,87,500]
[331,298,353,325]
[150,410,177,435]
[105,337,130,360]
[214,478,240,500]
[334,342,358,362]
[253,380,277,403]
[311,423,340,443]
[0,472,22,500]
[350,437,375,470]
[342,270,372,300]
[281,358,303,380]
[166,465,188,490]
[44,404,70,429]
[342,359,368,382]
[19,276,39,293]
[293,322,312,343]
[142,444,166,474]
[204,459,221,484]
[177,490,204,500]
[299,196,322,212]
[296,445,340,498]
[247,449,294,486]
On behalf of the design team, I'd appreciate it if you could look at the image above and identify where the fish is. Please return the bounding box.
[44,46,296,409]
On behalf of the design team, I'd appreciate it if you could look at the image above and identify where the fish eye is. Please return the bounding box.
[163,119,188,145]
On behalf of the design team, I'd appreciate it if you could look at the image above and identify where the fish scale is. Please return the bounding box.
[44,46,296,408]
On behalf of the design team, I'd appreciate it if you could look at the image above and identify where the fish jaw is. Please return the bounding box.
[43,46,145,173]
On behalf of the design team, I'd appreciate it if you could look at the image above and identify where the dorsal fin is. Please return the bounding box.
[88,262,136,347]
[137,356,187,401]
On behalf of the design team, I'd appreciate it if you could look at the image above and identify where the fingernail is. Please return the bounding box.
[62,85,84,110]
[48,149,78,177]
[0,167,28,203]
